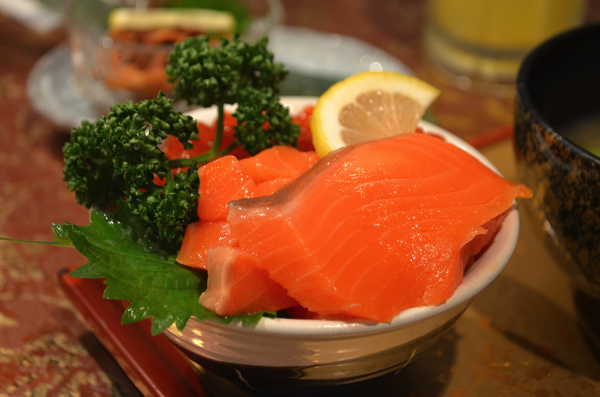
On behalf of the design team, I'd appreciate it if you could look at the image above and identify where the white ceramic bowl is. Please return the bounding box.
[163,97,520,395]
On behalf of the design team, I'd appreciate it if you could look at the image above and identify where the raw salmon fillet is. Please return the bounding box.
[177,146,320,270]
[216,133,531,322]
[197,148,319,221]
[197,155,259,222]
[200,246,298,314]
[176,221,235,269]
[239,146,319,184]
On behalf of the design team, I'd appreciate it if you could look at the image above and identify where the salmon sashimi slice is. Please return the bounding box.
[197,148,320,222]
[256,178,294,196]
[225,133,532,322]
[176,220,236,269]
[200,246,298,315]
[197,155,259,222]
[179,146,320,270]
[239,146,319,183]
[460,212,508,271]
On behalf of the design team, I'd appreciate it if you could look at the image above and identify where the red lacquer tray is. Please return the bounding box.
[58,268,214,397]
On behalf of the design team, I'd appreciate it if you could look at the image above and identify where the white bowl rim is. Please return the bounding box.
[179,96,520,337]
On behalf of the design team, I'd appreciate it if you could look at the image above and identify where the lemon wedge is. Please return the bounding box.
[310,71,440,157]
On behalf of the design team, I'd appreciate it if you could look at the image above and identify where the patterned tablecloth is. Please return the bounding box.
[2,1,600,396]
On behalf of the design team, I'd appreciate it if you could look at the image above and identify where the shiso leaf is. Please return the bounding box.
[62,211,265,335]
[52,223,76,247]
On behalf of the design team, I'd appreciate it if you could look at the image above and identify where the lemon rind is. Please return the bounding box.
[311,71,440,157]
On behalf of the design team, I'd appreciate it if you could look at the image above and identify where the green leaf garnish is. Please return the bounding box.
[57,211,266,335]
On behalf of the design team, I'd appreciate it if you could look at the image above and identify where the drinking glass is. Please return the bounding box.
[423,0,585,96]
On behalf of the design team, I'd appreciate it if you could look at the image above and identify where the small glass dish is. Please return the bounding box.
[63,0,283,115]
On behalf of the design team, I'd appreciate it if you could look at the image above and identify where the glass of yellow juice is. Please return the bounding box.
[424,0,585,95]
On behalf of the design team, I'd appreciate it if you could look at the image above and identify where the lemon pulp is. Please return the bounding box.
[311,71,440,157]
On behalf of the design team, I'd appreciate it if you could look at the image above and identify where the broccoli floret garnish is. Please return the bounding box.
[63,93,200,253]
[166,35,300,166]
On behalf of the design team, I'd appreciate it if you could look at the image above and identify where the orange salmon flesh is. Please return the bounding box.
[177,133,531,322]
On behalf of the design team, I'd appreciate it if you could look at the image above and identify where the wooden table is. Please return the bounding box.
[2,1,600,396]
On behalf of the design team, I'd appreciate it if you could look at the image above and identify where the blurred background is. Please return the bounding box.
[7,0,600,141]
[2,1,600,396]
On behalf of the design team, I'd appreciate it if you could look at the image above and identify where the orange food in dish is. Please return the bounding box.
[161,106,316,165]
[104,20,232,98]
[292,105,315,151]
[176,220,235,270]
[239,146,319,185]
[197,155,259,222]
[176,145,320,270]
[189,133,530,321]
[201,246,299,315]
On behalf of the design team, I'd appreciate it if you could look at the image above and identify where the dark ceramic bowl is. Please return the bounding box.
[514,22,600,298]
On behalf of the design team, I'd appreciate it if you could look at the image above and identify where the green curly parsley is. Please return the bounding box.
[166,34,300,165]
[62,93,201,253]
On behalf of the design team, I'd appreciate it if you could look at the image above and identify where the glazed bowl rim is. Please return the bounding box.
[170,96,520,337]
[516,22,600,165]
